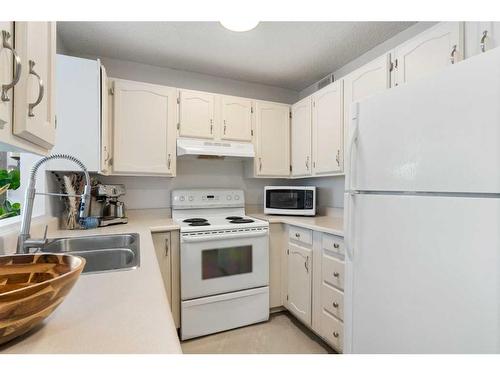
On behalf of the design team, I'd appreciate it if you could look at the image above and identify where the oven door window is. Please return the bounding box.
[266,189,305,209]
[202,245,253,280]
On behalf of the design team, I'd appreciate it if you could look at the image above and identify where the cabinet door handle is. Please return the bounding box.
[305,156,309,170]
[223,119,227,134]
[165,237,169,256]
[333,331,339,338]
[1,30,22,102]
[332,302,339,308]
[450,45,458,64]
[333,243,340,249]
[28,60,44,117]
[167,153,171,170]
[210,119,213,134]
[333,272,340,278]
[295,233,300,238]
[480,30,488,53]
[304,256,309,273]
[259,157,262,172]
[336,149,340,166]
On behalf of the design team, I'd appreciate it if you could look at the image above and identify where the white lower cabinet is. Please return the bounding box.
[110,79,177,176]
[285,225,345,352]
[286,242,312,326]
[152,230,180,329]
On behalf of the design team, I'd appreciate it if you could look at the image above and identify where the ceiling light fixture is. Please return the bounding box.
[219,20,259,32]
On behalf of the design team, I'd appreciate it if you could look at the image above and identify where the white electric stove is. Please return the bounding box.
[172,189,270,340]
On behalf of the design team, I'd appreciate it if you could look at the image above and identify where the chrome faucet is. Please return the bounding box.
[16,154,91,254]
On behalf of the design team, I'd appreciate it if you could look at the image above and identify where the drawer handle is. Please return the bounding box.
[295,233,300,238]
[333,243,340,249]
[333,272,340,278]
[332,302,339,308]
[333,331,339,338]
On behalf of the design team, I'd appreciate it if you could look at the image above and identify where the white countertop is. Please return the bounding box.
[0,209,182,354]
[249,208,344,237]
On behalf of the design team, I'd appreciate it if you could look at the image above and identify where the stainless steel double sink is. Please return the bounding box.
[40,233,140,274]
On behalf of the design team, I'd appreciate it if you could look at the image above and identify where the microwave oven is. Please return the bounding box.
[264,186,316,216]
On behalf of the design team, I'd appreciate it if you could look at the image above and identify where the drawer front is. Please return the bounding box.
[321,282,344,320]
[320,310,344,352]
[289,226,313,246]
[322,252,344,290]
[322,233,344,256]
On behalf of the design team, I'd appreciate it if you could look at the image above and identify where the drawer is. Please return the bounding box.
[320,310,344,352]
[322,252,344,290]
[289,226,313,246]
[321,282,344,321]
[322,233,344,256]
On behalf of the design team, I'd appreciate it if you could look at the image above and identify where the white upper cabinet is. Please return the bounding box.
[221,95,253,142]
[287,243,312,326]
[13,22,56,149]
[465,22,500,57]
[111,79,177,176]
[393,22,463,86]
[312,80,343,176]
[291,97,312,177]
[254,100,290,177]
[178,89,215,139]
[343,54,391,156]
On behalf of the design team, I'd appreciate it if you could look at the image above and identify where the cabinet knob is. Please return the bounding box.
[333,272,340,278]
[333,331,339,338]
[332,302,339,308]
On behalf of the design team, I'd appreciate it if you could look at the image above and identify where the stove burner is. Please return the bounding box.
[226,216,243,220]
[189,222,211,227]
[229,218,255,224]
[183,218,208,223]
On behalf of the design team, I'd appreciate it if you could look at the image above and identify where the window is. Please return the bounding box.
[0,152,21,221]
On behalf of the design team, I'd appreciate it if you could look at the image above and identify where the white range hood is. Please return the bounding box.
[177,138,255,158]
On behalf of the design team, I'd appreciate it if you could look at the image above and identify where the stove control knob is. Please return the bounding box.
[188,196,194,201]
[234,195,240,200]
[226,195,232,200]
[180,196,185,201]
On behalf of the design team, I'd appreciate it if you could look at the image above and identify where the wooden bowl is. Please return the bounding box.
[0,253,85,345]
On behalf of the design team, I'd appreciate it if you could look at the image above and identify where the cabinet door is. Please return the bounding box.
[112,79,176,175]
[312,80,343,176]
[465,22,500,57]
[343,54,390,158]
[291,97,312,177]
[13,22,56,149]
[153,232,172,304]
[394,22,463,86]
[255,101,290,177]
[221,95,252,142]
[287,243,312,326]
[178,89,215,139]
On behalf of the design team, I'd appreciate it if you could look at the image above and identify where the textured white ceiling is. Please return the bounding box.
[57,21,415,91]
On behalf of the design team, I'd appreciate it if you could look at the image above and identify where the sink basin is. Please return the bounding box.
[41,233,140,274]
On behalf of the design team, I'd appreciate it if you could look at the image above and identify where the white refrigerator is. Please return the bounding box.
[344,47,500,353]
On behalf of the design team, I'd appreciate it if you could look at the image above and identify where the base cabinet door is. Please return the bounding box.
[13,22,56,150]
[394,22,463,86]
[178,89,215,139]
[111,79,176,176]
[291,97,312,177]
[312,80,343,176]
[287,243,312,326]
[255,101,290,177]
[221,95,253,142]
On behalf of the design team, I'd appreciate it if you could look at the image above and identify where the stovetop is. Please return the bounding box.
[174,214,268,233]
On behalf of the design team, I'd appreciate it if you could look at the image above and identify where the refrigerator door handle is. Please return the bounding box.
[345,192,355,261]
[346,103,360,192]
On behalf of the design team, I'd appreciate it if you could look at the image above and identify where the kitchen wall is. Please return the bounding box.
[96,159,290,210]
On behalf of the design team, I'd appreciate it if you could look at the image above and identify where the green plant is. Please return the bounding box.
[0,168,21,219]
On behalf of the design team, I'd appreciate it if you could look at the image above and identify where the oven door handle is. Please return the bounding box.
[181,230,268,243]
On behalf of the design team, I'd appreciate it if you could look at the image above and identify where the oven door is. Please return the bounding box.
[180,229,269,300]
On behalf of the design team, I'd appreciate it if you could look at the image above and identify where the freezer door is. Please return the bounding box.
[348,47,500,194]
[344,193,500,353]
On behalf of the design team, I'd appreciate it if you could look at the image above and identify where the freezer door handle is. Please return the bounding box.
[346,103,360,192]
